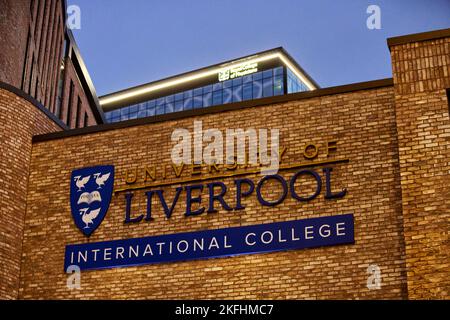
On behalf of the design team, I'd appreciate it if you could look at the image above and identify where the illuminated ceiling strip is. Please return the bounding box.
[278,55,316,91]
[100,52,316,107]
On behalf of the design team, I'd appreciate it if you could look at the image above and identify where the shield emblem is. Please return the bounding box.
[70,165,115,236]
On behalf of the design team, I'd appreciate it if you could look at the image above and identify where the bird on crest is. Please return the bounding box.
[74,175,91,192]
[94,172,111,189]
[79,208,101,229]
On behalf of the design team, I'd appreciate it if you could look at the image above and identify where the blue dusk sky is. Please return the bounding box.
[67,0,450,96]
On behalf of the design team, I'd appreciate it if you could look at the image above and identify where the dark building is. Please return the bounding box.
[0,0,104,128]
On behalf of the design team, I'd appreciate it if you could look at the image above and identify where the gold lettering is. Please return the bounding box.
[125,168,138,184]
[303,144,319,159]
[208,163,220,174]
[257,146,287,166]
[191,163,202,175]
[326,141,338,157]
[243,151,249,168]
[279,146,287,163]
[120,141,335,189]
[144,166,156,182]
[171,163,185,178]
[224,156,238,171]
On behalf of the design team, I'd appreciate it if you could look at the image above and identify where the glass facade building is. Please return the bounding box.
[101,48,318,123]
[287,68,309,93]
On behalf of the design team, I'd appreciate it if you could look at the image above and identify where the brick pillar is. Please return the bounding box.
[0,86,62,299]
[389,29,450,299]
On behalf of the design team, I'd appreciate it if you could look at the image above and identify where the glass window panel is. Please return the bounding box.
[147,105,155,116]
[138,111,147,118]
[243,83,253,100]
[165,102,174,114]
[232,77,242,86]
[105,112,112,121]
[121,114,129,121]
[203,92,212,107]
[263,78,273,97]
[287,78,293,93]
[157,98,165,106]
[175,93,184,101]
[287,69,294,78]
[223,87,232,104]
[139,102,147,112]
[232,85,242,102]
[212,90,222,105]
[111,116,120,123]
[121,107,130,116]
[252,71,262,81]
[174,101,183,112]
[112,109,121,117]
[129,105,138,113]
[183,98,193,110]
[243,75,252,83]
[156,105,165,115]
[183,90,193,98]
[263,69,273,79]
[148,100,156,108]
[193,96,203,108]
[212,82,222,91]
[129,112,138,119]
[274,75,283,96]
[193,88,203,96]
[292,76,304,93]
[274,66,283,76]
[203,85,212,93]
[253,80,262,99]
[223,79,233,88]
[166,95,174,103]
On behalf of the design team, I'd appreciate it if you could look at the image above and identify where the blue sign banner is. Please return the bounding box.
[64,214,354,271]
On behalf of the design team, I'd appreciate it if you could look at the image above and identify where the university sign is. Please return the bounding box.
[65,138,354,271]
[218,62,259,81]
[65,214,354,271]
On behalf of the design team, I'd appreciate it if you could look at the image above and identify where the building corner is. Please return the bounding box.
[389,28,450,299]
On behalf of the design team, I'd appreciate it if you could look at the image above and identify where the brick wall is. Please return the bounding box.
[0,0,65,111]
[0,0,103,129]
[59,57,98,129]
[0,87,62,299]
[0,0,30,89]
[390,36,450,298]
[18,85,409,299]
[3,26,446,301]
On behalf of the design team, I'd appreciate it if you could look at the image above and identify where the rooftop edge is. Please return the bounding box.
[98,47,320,109]
[387,28,450,48]
[33,78,393,143]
